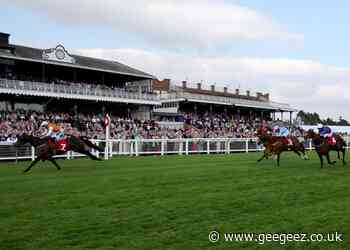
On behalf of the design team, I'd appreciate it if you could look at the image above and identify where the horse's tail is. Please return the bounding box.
[341,138,347,148]
[80,137,104,152]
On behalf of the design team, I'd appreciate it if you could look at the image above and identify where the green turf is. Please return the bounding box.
[0,151,350,250]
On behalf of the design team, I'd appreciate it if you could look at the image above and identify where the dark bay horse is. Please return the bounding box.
[306,129,346,168]
[256,128,308,166]
[14,134,104,172]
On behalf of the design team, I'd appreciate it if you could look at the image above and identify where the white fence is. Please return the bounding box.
[0,138,349,161]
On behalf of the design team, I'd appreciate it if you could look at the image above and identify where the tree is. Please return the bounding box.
[296,110,349,126]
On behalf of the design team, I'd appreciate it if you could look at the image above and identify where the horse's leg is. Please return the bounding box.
[49,159,61,170]
[317,152,323,168]
[257,151,267,162]
[299,146,309,160]
[326,152,336,165]
[342,149,346,165]
[80,137,104,152]
[291,147,301,158]
[23,158,40,173]
[277,153,281,167]
[78,150,102,161]
[337,150,340,160]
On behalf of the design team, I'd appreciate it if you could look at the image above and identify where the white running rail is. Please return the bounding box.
[0,138,349,161]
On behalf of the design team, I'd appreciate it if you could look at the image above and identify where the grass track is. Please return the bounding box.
[0,152,350,249]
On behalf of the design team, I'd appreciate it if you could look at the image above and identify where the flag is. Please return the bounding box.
[104,114,110,128]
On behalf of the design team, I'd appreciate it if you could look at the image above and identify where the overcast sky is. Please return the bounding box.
[1,0,350,120]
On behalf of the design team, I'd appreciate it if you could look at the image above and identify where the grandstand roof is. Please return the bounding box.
[0,44,155,79]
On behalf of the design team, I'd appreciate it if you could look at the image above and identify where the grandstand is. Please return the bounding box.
[0,32,158,120]
[0,32,298,146]
[152,79,296,123]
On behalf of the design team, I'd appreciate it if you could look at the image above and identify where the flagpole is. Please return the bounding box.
[104,114,110,160]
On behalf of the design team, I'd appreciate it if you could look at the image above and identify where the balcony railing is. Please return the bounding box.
[163,90,295,111]
[0,79,160,105]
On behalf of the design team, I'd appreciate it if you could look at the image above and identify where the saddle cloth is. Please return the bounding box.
[49,138,69,152]
[327,137,337,146]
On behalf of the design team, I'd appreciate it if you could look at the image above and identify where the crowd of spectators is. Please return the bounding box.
[0,110,268,143]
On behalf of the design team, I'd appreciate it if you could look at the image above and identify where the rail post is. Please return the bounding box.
[161,139,165,156]
[207,139,210,154]
[178,140,183,155]
[226,139,230,154]
[96,141,100,158]
[135,139,139,156]
[245,139,249,153]
[185,139,189,155]
[309,140,313,151]
[104,140,109,160]
[31,146,35,161]
[109,141,113,157]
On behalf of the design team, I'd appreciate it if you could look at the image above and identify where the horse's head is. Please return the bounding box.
[256,127,265,137]
[305,129,316,139]
[255,128,270,145]
[14,133,32,146]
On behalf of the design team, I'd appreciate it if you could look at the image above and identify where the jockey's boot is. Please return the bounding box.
[288,138,293,146]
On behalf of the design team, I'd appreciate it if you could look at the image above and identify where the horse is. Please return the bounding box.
[256,128,308,166]
[14,133,104,173]
[306,129,346,168]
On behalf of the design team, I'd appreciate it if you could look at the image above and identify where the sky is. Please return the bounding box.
[1,0,350,120]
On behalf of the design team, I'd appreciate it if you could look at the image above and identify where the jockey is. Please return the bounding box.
[279,126,290,137]
[317,124,335,145]
[273,125,292,145]
[41,121,64,140]
[41,120,67,151]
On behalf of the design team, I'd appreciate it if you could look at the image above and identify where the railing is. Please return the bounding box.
[0,78,160,104]
[165,87,294,111]
[1,138,349,161]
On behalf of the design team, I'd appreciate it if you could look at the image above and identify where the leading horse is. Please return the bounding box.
[256,128,308,166]
[14,134,104,172]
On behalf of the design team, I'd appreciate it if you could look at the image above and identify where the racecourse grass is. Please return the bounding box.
[1,152,350,249]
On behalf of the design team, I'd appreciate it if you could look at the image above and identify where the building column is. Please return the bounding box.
[289,112,292,125]
[42,64,46,82]
[73,69,77,82]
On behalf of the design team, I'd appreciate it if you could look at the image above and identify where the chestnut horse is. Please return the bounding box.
[306,129,346,168]
[14,133,104,173]
[256,128,308,166]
